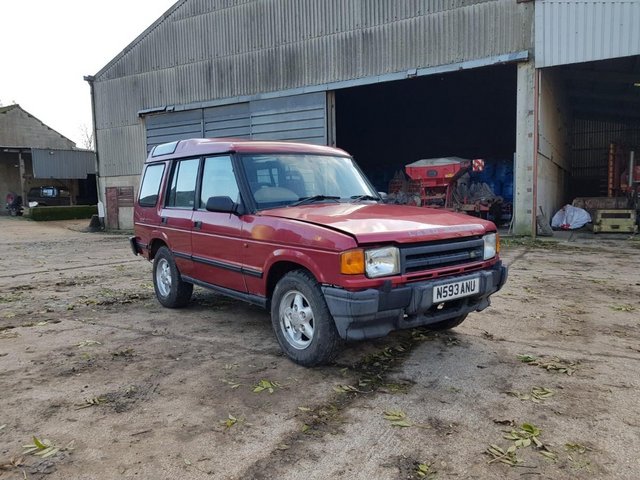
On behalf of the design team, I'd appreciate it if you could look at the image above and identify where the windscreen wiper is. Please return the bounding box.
[350,194,380,203]
[290,195,341,207]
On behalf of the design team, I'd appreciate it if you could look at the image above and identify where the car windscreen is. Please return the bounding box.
[240,154,377,210]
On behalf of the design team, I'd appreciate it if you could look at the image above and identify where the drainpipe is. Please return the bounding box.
[532,69,541,239]
[83,75,103,210]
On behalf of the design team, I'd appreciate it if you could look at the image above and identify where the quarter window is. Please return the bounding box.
[200,156,241,208]
[138,163,165,207]
[166,158,199,208]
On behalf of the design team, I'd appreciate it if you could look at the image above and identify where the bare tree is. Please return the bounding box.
[78,123,95,150]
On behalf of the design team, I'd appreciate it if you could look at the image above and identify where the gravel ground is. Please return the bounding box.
[0,216,639,479]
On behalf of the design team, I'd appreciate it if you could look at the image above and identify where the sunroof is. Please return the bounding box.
[152,141,179,157]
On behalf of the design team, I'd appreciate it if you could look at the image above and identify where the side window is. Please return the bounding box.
[200,156,241,208]
[138,163,166,207]
[166,158,199,208]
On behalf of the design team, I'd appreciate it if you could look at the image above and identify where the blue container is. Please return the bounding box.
[486,180,502,196]
[495,161,513,184]
[502,179,513,201]
[473,160,495,183]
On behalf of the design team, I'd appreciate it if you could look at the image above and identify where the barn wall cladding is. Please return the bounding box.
[92,0,534,177]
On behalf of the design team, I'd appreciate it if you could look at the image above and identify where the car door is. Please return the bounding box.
[191,155,247,292]
[159,157,199,277]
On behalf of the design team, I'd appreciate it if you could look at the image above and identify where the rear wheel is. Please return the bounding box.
[426,314,468,331]
[153,246,193,308]
[271,270,341,366]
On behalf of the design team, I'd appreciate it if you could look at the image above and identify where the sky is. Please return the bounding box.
[0,0,177,147]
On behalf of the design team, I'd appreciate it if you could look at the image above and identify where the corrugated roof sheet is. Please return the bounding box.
[93,0,534,177]
[536,0,640,68]
[32,149,96,179]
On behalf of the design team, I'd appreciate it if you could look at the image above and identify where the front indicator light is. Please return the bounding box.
[340,249,364,275]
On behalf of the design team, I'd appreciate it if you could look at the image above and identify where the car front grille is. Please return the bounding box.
[400,237,484,274]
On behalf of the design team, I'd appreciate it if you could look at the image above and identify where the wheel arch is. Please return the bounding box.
[148,238,168,260]
[265,260,315,307]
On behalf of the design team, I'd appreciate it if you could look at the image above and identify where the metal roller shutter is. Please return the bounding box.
[146,110,203,151]
[250,92,327,145]
[204,103,250,139]
[145,92,326,151]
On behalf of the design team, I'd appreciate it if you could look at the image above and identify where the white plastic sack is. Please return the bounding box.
[551,205,591,230]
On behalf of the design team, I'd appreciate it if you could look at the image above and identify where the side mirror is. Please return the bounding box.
[205,196,237,214]
[378,192,388,200]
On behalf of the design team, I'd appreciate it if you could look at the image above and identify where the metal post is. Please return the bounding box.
[18,150,27,206]
[532,69,540,240]
[326,91,336,147]
[607,144,615,197]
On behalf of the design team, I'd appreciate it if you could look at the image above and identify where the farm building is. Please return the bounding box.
[88,0,640,232]
[0,105,97,212]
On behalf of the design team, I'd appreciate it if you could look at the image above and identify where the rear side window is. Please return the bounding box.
[138,164,165,207]
[166,158,199,208]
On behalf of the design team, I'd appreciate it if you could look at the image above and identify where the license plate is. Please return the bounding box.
[433,278,479,302]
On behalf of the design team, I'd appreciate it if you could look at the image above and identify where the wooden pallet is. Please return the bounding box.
[591,209,638,233]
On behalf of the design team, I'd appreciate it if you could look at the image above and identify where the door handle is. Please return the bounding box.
[161,216,168,224]
[194,220,202,230]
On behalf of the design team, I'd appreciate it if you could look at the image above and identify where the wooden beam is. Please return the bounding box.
[18,151,27,208]
[563,69,640,85]
[568,90,640,104]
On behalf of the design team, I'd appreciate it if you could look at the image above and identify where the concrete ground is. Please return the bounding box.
[0,217,639,479]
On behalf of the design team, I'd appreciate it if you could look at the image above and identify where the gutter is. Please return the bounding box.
[83,75,103,208]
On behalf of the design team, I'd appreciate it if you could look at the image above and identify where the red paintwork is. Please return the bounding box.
[134,139,500,299]
[260,203,493,244]
[192,210,247,292]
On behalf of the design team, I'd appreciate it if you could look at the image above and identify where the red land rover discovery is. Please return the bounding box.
[130,138,507,366]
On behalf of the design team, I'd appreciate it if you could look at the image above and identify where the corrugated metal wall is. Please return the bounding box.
[571,118,640,196]
[31,149,96,179]
[93,0,534,177]
[145,92,326,151]
[536,0,640,68]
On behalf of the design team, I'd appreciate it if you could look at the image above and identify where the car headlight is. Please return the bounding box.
[365,246,400,278]
[483,233,498,260]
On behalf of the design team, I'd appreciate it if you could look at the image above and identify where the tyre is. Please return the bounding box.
[426,314,468,331]
[271,270,341,366]
[153,246,193,308]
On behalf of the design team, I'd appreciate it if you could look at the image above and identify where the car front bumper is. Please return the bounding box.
[322,261,508,341]
[129,236,141,256]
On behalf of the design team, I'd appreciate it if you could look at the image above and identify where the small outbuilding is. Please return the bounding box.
[0,105,97,212]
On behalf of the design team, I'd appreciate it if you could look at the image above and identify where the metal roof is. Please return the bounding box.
[91,0,534,177]
[31,148,96,179]
[0,105,76,150]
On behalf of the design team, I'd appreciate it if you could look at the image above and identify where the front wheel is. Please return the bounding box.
[426,314,468,331]
[153,246,193,308]
[271,270,341,366]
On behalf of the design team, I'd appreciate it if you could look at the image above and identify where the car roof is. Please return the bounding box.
[146,138,350,163]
